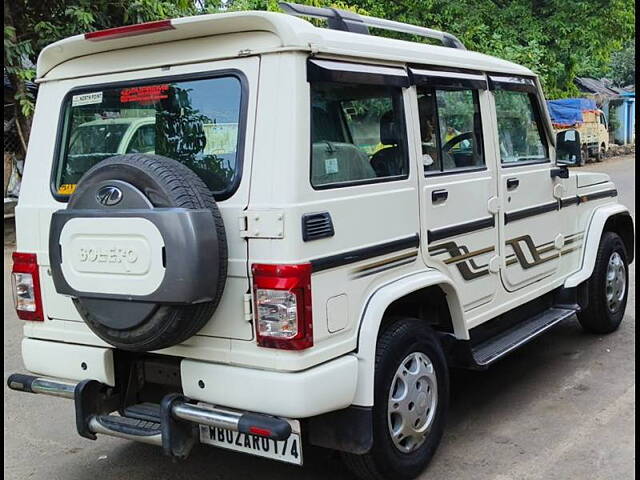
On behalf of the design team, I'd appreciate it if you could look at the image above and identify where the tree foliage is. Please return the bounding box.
[4,0,636,140]
[4,0,199,146]
[609,42,635,87]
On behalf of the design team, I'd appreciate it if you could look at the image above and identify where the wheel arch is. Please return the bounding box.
[352,270,465,407]
[565,204,634,288]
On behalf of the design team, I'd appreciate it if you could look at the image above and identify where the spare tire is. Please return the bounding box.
[50,154,227,352]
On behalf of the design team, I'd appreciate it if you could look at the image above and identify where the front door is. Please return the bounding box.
[490,76,563,292]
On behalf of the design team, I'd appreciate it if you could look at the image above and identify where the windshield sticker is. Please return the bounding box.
[58,183,77,195]
[120,84,169,104]
[72,92,103,107]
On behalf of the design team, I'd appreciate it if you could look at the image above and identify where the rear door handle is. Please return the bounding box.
[431,189,448,203]
[506,178,519,190]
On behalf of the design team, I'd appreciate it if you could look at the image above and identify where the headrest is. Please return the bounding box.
[312,106,342,142]
[380,110,399,145]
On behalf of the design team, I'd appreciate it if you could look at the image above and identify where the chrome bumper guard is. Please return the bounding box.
[7,373,292,458]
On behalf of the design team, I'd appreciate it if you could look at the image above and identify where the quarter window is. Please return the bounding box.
[310,83,408,188]
[494,90,548,164]
[417,86,485,173]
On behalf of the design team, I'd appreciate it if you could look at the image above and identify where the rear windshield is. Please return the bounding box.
[54,75,243,198]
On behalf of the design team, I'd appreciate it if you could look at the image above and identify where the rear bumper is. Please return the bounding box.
[181,355,358,418]
[6,374,293,458]
[21,337,359,418]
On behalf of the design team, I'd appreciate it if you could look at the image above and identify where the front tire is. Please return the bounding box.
[342,318,449,480]
[577,232,629,334]
[579,145,588,166]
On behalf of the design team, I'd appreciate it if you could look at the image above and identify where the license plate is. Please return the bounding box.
[199,422,303,465]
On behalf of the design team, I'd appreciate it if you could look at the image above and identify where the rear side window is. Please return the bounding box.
[310,83,408,188]
[494,90,548,164]
[54,75,243,198]
[417,86,484,173]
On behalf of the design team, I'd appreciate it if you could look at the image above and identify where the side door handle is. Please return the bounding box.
[431,189,448,203]
[506,178,519,190]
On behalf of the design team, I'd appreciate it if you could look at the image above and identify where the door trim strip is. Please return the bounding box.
[427,216,495,243]
[578,189,618,203]
[310,234,420,273]
[504,201,558,224]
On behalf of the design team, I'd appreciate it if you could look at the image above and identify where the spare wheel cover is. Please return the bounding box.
[48,154,228,352]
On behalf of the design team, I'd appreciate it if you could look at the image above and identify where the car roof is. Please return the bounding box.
[38,11,533,80]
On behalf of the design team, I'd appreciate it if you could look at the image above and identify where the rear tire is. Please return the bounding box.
[341,318,449,480]
[577,232,629,334]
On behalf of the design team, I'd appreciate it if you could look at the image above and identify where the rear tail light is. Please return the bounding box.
[84,20,174,41]
[11,252,44,321]
[251,263,313,350]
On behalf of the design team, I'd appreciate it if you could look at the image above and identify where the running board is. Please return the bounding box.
[471,307,577,366]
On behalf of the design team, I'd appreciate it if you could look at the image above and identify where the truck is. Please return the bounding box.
[547,98,609,166]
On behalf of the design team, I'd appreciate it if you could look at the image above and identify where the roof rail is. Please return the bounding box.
[278,2,466,50]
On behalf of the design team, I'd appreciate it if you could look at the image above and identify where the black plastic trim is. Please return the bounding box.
[307,406,373,454]
[560,196,580,207]
[310,234,420,272]
[504,201,559,224]
[49,208,220,303]
[237,413,292,441]
[487,75,537,93]
[424,165,487,177]
[160,394,198,459]
[409,68,487,90]
[427,216,495,243]
[74,379,120,441]
[50,69,250,203]
[307,58,410,87]
[580,188,618,203]
[311,173,410,190]
[501,158,551,167]
[302,211,335,241]
[6,373,36,393]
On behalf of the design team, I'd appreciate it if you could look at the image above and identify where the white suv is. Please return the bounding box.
[7,4,634,480]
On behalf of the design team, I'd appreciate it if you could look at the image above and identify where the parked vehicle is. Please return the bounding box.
[8,4,634,480]
[547,98,609,166]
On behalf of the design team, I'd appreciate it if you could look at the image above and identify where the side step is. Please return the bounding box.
[471,307,577,366]
[90,413,162,446]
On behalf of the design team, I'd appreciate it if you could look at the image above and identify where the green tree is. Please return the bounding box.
[219,0,635,99]
[609,42,635,87]
[4,0,636,149]
[4,0,198,150]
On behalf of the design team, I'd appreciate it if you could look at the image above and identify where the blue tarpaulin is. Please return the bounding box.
[547,98,597,126]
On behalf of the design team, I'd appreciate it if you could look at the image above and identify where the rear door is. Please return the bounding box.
[42,56,260,341]
[490,76,563,292]
[415,69,501,311]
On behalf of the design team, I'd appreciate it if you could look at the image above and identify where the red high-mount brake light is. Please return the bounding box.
[252,263,313,350]
[85,20,175,41]
[11,252,44,321]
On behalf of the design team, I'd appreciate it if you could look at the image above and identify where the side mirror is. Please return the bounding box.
[555,129,581,166]
[550,165,569,179]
